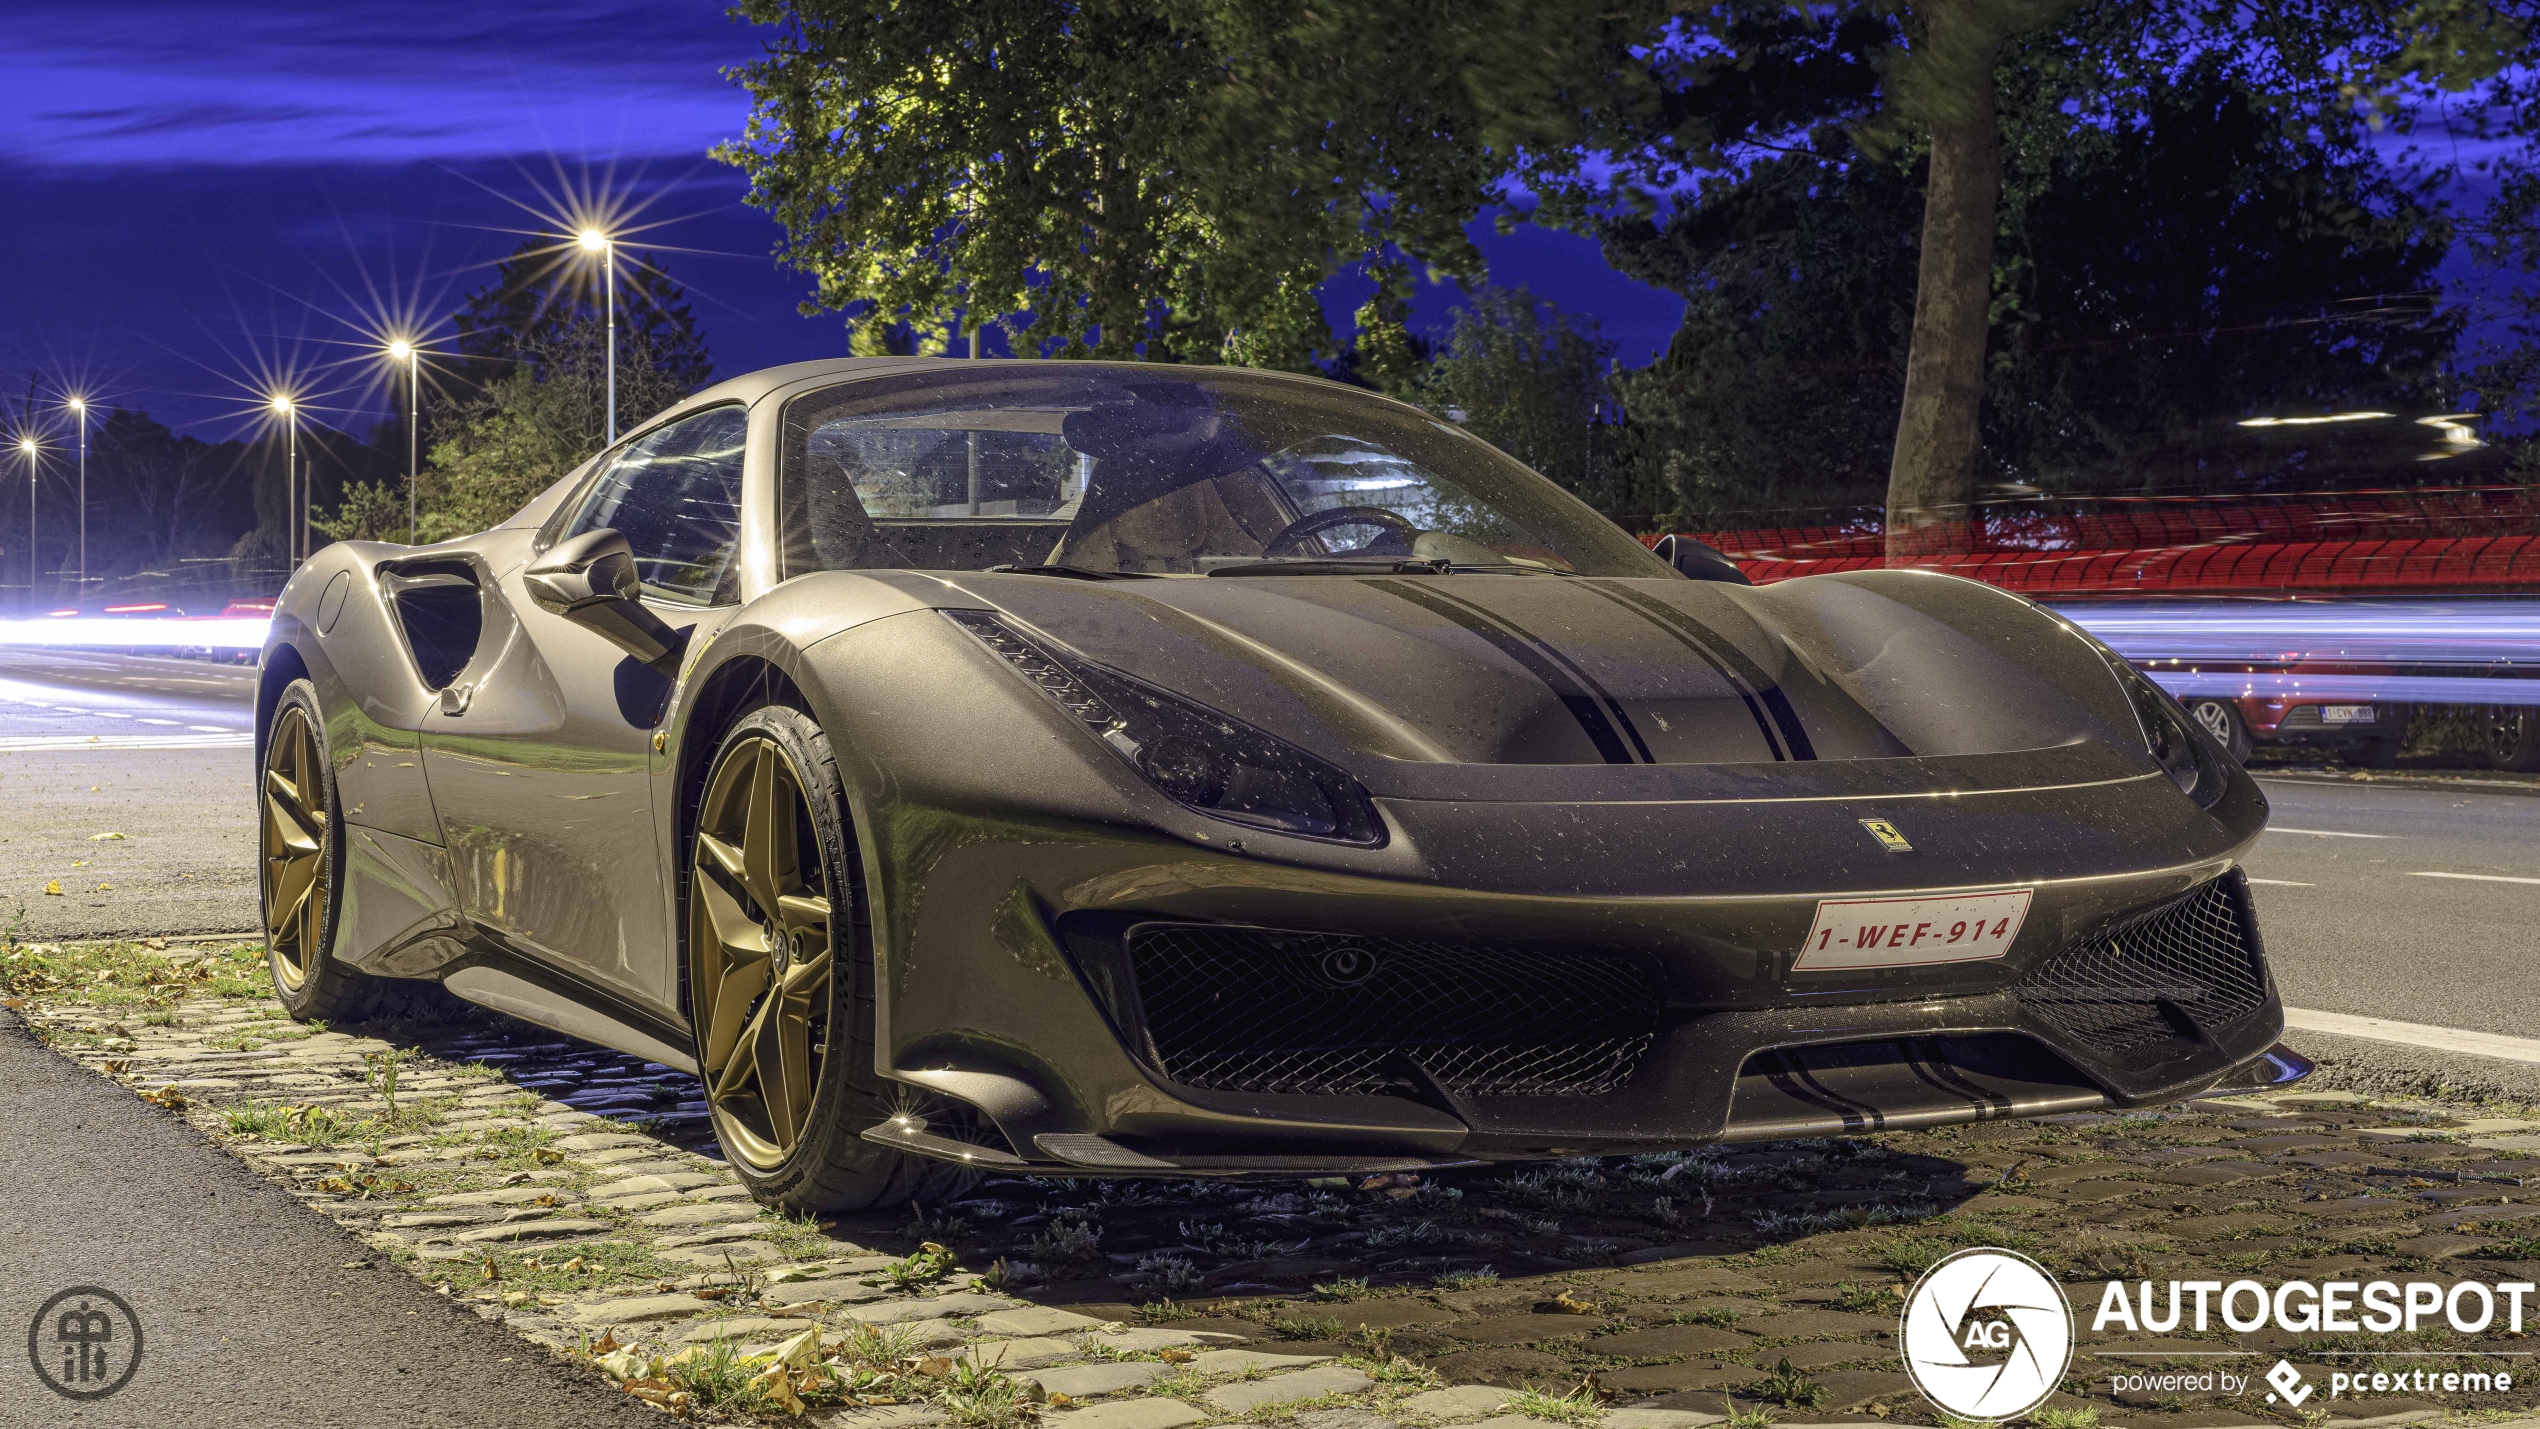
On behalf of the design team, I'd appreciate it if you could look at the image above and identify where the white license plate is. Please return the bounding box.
[2321,704,2375,725]
[1795,889,2033,971]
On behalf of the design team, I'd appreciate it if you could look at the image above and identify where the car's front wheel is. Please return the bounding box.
[260,681,390,1020]
[687,705,974,1213]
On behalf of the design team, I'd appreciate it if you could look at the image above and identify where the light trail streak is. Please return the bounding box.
[2056,597,2540,706]
[0,617,269,650]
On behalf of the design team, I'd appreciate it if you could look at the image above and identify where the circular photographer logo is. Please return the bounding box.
[1901,1247,2072,1422]
[27,1286,142,1401]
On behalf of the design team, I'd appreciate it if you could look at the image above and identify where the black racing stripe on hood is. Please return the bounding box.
[1591,582,1818,761]
[1362,578,1647,765]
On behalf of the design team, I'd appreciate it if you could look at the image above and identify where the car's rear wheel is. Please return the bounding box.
[261,681,386,1020]
[2487,705,2540,771]
[687,705,974,1213]
[2186,698,2252,763]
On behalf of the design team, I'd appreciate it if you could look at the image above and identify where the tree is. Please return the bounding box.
[1381,288,1621,507]
[716,0,1519,365]
[718,0,2520,539]
[1603,11,2488,527]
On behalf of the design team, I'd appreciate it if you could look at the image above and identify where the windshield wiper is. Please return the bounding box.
[1206,558,1585,578]
[1208,558,1449,577]
[988,564,1164,581]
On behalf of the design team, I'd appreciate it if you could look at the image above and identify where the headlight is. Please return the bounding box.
[946,610,1385,845]
[2113,659,2229,809]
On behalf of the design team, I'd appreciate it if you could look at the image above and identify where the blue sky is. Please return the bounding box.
[0,0,1687,439]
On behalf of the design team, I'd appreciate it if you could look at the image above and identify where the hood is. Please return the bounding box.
[943,570,2147,774]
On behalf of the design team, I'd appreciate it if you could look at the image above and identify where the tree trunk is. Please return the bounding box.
[1884,48,2000,562]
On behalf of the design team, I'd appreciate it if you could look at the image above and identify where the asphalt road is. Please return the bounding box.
[0,651,257,940]
[2244,775,2540,1038]
[0,1012,669,1428]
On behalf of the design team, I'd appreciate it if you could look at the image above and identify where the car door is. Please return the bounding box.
[420,405,748,1018]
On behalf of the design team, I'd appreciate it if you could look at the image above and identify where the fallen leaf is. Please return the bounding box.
[531,1192,561,1208]
[770,1327,824,1369]
[101,1059,129,1074]
[95,884,113,892]
[691,1287,729,1302]
[746,1362,806,1414]
[1048,1393,1075,1409]
[41,881,60,896]
[561,1257,586,1274]
[1551,1290,1601,1314]
[1158,1348,1196,1364]
[503,1291,532,1308]
[533,1147,565,1165]
[588,1332,622,1355]
[912,1356,956,1379]
[140,1086,186,1110]
[89,832,127,841]
[480,1258,502,1281]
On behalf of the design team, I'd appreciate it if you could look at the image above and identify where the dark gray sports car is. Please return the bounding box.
[257,358,2306,1210]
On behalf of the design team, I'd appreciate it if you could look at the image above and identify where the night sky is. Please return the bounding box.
[0,0,1686,441]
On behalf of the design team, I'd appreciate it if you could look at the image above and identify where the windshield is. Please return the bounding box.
[777,366,1669,577]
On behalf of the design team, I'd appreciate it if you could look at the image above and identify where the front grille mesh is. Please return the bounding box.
[1125,926,1659,1097]
[2018,873,2267,1054]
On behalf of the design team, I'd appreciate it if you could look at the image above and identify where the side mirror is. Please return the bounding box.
[524,529,681,664]
[1652,533,1752,586]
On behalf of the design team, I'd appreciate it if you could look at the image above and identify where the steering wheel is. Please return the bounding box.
[1261,505,1421,557]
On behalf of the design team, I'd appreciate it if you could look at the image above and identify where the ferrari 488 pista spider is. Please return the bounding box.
[257,358,2306,1210]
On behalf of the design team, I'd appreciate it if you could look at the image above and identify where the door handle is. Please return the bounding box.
[439,683,474,716]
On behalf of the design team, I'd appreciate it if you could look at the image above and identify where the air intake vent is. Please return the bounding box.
[2018,872,2267,1054]
[1123,925,1659,1097]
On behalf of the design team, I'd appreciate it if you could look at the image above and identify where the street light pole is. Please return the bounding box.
[271,395,299,567]
[17,438,36,609]
[579,228,617,442]
[67,397,86,590]
[390,341,419,544]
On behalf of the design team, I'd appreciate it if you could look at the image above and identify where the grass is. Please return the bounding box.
[1825,1281,1898,1314]
[1435,1267,1501,1291]
[1752,1357,1827,1409]
[0,938,267,1007]
[1507,1385,1606,1425]
[2029,1408,2102,1429]
[222,1100,444,1145]
[1277,1315,1345,1341]
[1674,1305,1748,1328]
[470,1239,675,1293]
[1312,1276,1373,1302]
[1137,1298,1199,1322]
[939,1356,1039,1429]
[1720,1400,1778,1429]
[1343,1354,1439,1389]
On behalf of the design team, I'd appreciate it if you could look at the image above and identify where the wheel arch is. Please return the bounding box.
[255,641,313,767]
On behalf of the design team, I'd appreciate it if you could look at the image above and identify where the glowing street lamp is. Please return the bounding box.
[270,393,303,566]
[387,339,420,545]
[64,395,87,588]
[578,227,617,443]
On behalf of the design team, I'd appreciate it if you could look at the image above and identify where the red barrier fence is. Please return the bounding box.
[1675,487,2540,594]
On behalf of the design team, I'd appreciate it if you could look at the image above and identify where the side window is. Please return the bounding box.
[563,406,748,605]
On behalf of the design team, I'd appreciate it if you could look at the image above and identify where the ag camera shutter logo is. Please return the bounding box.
[1901,1247,2075,1422]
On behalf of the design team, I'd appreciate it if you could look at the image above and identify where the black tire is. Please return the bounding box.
[2487,705,2540,771]
[2186,698,2252,763]
[261,680,393,1022]
[687,703,975,1214]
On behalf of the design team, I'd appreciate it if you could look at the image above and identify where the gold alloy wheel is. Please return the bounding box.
[260,705,330,991]
[691,734,836,1170]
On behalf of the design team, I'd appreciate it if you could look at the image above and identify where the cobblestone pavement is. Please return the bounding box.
[8,936,2540,1429]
